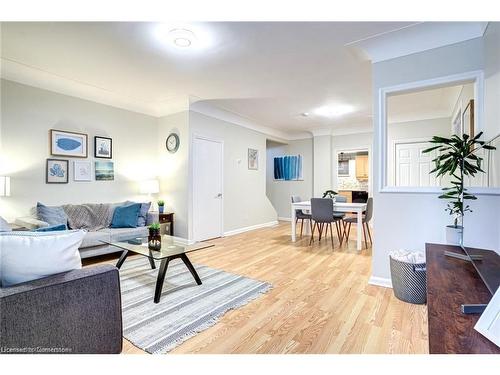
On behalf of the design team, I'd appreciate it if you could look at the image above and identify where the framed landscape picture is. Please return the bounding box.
[248,148,258,170]
[95,161,114,181]
[94,136,112,159]
[50,129,88,158]
[46,159,69,184]
[74,160,92,182]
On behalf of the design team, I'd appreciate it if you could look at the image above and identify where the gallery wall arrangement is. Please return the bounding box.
[273,155,303,181]
[46,129,114,183]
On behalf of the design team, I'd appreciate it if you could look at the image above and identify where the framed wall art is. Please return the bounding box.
[46,159,69,184]
[94,136,112,159]
[95,161,114,181]
[248,148,258,170]
[74,160,92,182]
[50,129,88,158]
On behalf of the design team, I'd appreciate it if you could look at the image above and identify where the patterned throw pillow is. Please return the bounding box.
[37,202,68,228]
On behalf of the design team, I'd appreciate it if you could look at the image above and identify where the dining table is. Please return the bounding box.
[291,200,368,250]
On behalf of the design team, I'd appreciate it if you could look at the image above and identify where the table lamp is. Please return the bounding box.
[0,176,10,197]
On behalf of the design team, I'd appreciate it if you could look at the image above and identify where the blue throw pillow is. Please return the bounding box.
[110,203,141,228]
[34,224,67,232]
[125,201,151,226]
[37,202,68,227]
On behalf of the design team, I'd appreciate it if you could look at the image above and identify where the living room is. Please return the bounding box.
[1,1,500,373]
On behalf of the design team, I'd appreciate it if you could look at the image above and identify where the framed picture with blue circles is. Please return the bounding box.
[50,129,88,158]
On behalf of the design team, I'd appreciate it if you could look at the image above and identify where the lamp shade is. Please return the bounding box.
[139,179,160,195]
[0,176,10,197]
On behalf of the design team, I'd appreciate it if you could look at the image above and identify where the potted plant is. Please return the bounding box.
[423,132,495,244]
[322,190,338,200]
[148,223,161,250]
[157,200,165,214]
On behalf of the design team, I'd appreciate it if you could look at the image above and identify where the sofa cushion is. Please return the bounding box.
[34,224,67,232]
[99,227,148,243]
[80,231,111,249]
[110,203,141,228]
[37,202,68,227]
[0,230,84,287]
[125,201,151,227]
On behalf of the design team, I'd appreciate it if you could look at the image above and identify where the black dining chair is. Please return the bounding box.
[291,195,312,237]
[309,198,344,248]
[343,197,373,248]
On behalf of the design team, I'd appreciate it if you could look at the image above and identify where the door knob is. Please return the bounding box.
[216,193,222,198]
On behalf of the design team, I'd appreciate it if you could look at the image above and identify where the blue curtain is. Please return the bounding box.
[274,155,302,180]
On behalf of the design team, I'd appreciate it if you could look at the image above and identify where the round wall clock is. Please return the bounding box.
[166,133,180,153]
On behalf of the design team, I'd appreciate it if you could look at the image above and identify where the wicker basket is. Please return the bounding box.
[389,254,427,304]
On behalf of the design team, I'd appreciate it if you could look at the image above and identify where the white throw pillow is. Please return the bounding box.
[0,230,85,287]
[0,216,11,232]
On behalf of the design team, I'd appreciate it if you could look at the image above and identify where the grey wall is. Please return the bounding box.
[157,111,190,238]
[189,110,278,233]
[371,36,500,283]
[0,79,158,221]
[266,138,314,219]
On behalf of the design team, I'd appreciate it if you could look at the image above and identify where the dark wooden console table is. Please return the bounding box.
[426,243,500,354]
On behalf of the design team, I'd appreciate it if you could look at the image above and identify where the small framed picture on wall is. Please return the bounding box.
[46,159,69,184]
[74,160,92,182]
[248,148,258,170]
[94,136,112,159]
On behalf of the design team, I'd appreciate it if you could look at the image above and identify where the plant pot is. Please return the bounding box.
[158,206,164,214]
[149,228,160,237]
[446,225,463,245]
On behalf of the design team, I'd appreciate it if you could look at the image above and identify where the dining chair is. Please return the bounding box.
[343,197,373,248]
[309,198,343,248]
[333,195,347,245]
[291,195,312,237]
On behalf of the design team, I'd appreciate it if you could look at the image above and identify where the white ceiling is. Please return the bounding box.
[0,22,486,137]
[387,84,469,124]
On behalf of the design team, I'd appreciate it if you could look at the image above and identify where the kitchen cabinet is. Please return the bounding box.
[338,190,352,203]
[355,155,369,180]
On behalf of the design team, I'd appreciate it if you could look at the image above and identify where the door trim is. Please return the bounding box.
[191,134,224,241]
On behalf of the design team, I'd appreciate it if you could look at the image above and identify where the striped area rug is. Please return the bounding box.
[119,256,272,354]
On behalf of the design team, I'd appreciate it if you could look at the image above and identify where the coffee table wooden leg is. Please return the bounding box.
[181,254,202,285]
[154,258,170,303]
[116,250,129,269]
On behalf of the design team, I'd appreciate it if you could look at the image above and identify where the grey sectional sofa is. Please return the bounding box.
[77,212,158,258]
[15,207,159,259]
[0,264,122,353]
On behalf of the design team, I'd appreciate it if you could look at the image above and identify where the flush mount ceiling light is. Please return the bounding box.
[154,24,214,52]
[168,28,196,48]
[313,104,355,117]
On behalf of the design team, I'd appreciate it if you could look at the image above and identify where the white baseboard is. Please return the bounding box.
[278,217,291,222]
[368,276,393,289]
[223,220,279,237]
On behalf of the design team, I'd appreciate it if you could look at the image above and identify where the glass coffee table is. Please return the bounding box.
[101,235,214,303]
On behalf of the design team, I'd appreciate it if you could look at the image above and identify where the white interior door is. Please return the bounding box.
[193,136,223,241]
[395,141,439,187]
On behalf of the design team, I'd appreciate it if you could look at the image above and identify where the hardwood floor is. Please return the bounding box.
[85,221,428,354]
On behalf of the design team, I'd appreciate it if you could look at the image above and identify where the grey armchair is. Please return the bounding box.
[0,264,123,354]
